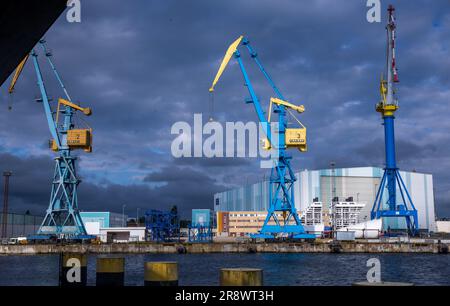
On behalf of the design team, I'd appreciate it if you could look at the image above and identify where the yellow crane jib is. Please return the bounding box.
[8,54,30,94]
[209,35,244,92]
[264,97,307,152]
[268,97,304,119]
[58,98,92,116]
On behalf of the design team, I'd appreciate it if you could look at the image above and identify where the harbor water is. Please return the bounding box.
[0,253,449,286]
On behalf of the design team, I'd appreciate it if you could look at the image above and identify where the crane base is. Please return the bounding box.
[250,233,316,240]
[250,223,316,240]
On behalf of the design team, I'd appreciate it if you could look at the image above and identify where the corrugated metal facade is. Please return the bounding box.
[214,167,436,231]
[0,213,44,238]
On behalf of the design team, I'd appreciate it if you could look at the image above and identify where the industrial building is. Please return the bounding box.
[80,212,126,229]
[436,220,450,233]
[189,209,214,242]
[216,211,310,237]
[97,227,146,243]
[0,213,44,239]
[191,209,214,227]
[214,167,436,233]
[79,212,147,243]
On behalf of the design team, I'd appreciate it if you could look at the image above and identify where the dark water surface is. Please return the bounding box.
[0,253,449,286]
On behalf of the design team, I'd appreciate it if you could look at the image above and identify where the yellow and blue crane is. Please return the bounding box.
[370,6,418,235]
[210,36,314,239]
[8,39,93,239]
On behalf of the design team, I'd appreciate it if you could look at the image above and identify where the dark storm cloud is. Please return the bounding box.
[173,157,253,168]
[0,0,449,218]
[0,152,52,213]
[0,151,222,219]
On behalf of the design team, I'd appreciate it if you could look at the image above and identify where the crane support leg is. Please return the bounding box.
[252,156,314,239]
[38,156,87,237]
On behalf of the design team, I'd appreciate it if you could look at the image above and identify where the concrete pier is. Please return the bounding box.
[1,241,449,255]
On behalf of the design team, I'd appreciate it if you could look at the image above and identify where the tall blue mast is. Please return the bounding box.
[371,5,418,235]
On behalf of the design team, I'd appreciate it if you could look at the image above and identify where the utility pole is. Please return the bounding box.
[122,204,126,227]
[330,162,336,238]
[136,208,140,226]
[1,171,12,238]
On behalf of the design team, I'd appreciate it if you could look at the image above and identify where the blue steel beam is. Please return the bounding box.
[30,50,61,149]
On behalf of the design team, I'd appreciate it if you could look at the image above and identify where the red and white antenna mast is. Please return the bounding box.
[386,5,399,105]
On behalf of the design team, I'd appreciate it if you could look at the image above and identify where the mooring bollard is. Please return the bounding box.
[59,253,87,287]
[220,268,263,286]
[96,257,125,286]
[144,262,178,286]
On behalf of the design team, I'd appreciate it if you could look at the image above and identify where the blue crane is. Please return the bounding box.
[210,36,314,239]
[145,209,180,242]
[8,40,93,239]
[370,6,418,236]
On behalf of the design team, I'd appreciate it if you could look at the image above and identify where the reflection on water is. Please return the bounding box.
[0,253,448,286]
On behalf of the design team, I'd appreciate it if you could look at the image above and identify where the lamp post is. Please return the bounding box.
[122,204,126,227]
[136,208,140,226]
[1,171,12,238]
[330,162,336,239]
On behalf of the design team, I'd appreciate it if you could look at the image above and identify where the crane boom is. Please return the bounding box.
[209,35,243,92]
[268,97,304,123]
[31,50,62,149]
[58,98,92,115]
[8,54,29,94]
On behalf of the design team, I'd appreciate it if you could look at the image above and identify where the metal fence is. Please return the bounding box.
[0,213,44,238]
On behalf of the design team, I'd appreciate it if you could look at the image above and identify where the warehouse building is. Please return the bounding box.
[80,211,126,229]
[214,167,436,232]
[436,220,450,233]
[79,211,146,242]
[216,211,281,237]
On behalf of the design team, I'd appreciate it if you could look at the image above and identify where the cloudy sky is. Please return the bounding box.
[0,0,449,219]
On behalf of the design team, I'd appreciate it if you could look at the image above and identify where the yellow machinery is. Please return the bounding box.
[263,97,307,152]
[51,98,93,152]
